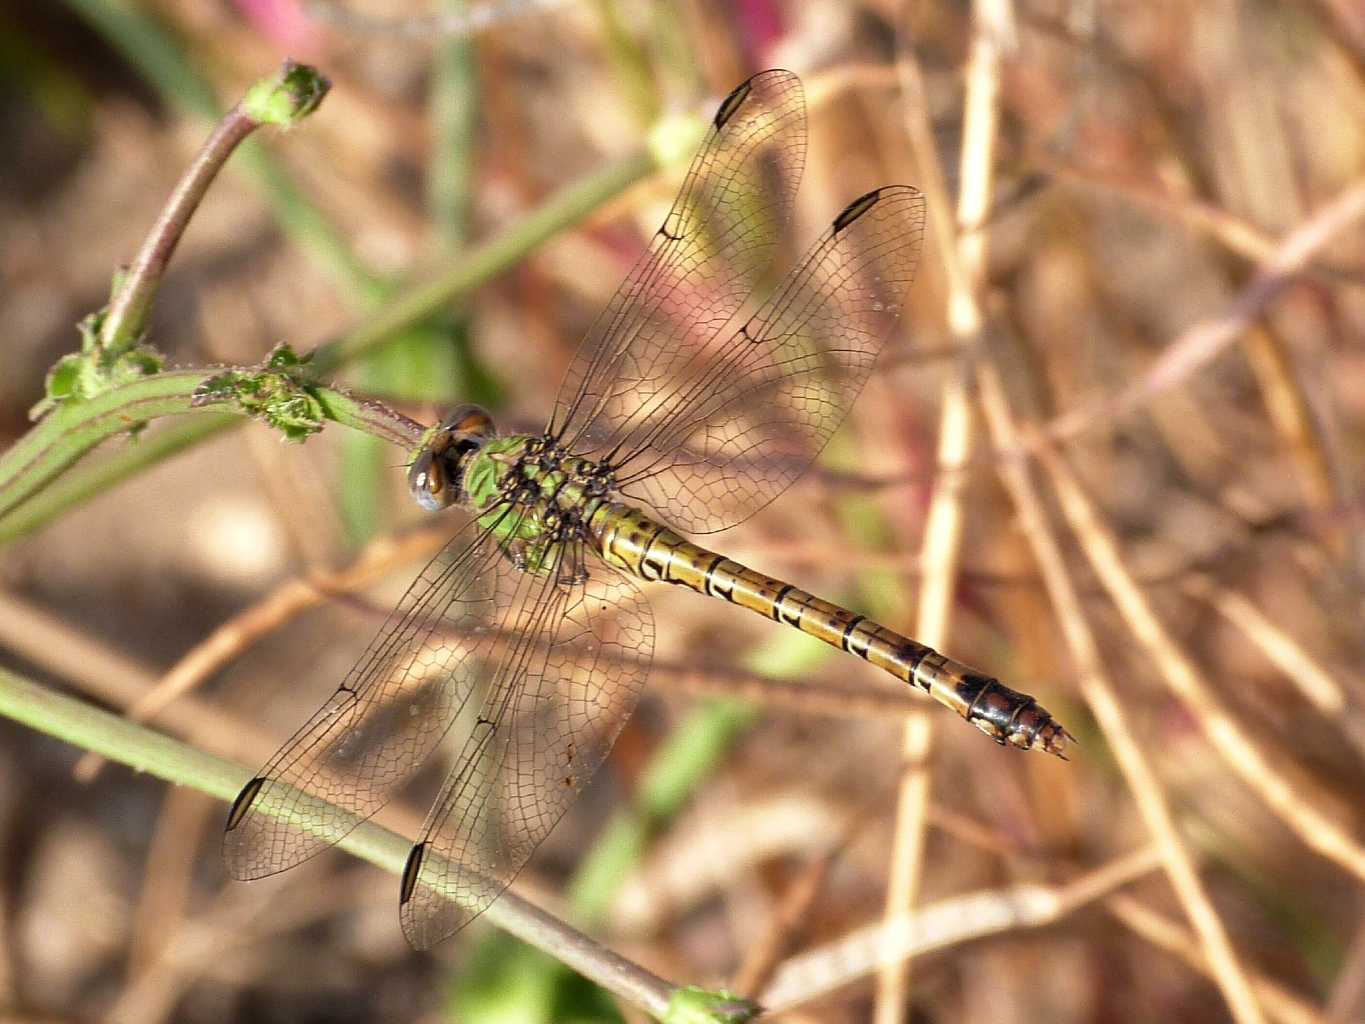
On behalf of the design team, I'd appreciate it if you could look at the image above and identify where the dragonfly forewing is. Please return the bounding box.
[550,68,806,456]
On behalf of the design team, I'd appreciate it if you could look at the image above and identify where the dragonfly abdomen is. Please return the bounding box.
[593,503,1071,757]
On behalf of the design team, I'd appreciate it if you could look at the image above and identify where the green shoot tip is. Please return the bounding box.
[243,61,331,128]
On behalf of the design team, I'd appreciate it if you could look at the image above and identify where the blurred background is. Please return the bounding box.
[3,1,1365,1021]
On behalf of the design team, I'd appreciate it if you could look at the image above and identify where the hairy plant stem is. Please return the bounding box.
[0,147,659,544]
[0,371,422,529]
[99,108,257,351]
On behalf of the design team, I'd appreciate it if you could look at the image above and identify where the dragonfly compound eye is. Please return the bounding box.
[410,406,498,513]
[408,449,457,512]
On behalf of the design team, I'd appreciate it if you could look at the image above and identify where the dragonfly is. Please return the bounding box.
[223,69,1072,951]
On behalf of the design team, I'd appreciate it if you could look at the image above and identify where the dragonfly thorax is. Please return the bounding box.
[423,427,619,576]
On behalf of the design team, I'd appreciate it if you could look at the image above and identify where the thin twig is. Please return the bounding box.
[1039,160,1365,288]
[1307,0,1365,82]
[1037,441,1365,884]
[74,524,453,780]
[99,62,331,352]
[761,846,1161,1013]
[876,4,1011,1018]
[0,588,418,841]
[1325,913,1365,1023]
[99,111,253,351]
[1024,181,1365,452]
[1106,895,1327,1024]
[0,589,288,769]
[975,358,1269,1024]
[124,788,215,1007]
[1178,573,1352,718]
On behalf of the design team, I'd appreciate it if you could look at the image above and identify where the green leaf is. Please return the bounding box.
[29,308,164,422]
[192,344,324,442]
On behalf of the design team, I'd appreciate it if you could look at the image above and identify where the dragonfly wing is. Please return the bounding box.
[610,185,926,533]
[547,69,805,454]
[223,506,532,880]
[397,543,654,950]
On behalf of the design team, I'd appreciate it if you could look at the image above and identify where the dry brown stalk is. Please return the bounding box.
[1325,914,1365,1023]
[1039,161,1365,290]
[1036,441,1365,883]
[124,788,215,1023]
[69,525,451,780]
[728,800,881,1000]
[0,591,434,842]
[974,360,1268,1024]
[1179,573,1350,718]
[0,590,289,776]
[874,1,1016,1016]
[1030,181,1365,451]
[1106,895,1326,1024]
[1307,0,1365,82]
[761,845,1161,1014]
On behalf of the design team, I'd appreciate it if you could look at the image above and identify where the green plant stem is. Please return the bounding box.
[100,107,258,350]
[0,665,677,1019]
[311,147,656,375]
[60,0,379,299]
[429,5,478,248]
[99,61,332,351]
[0,371,208,520]
[0,371,422,526]
[0,147,661,544]
[0,414,234,544]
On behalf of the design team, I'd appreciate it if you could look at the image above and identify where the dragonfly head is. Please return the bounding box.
[408,404,497,512]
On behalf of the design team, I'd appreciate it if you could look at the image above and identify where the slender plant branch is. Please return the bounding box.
[975,353,1271,1024]
[98,107,255,350]
[0,145,663,545]
[0,664,761,1021]
[0,414,232,545]
[3,62,335,524]
[100,62,330,352]
[876,4,1013,1017]
[61,0,379,298]
[0,360,424,527]
[761,847,1162,1014]
[2,371,211,520]
[1024,180,1365,452]
[0,665,688,1019]
[26,63,330,424]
